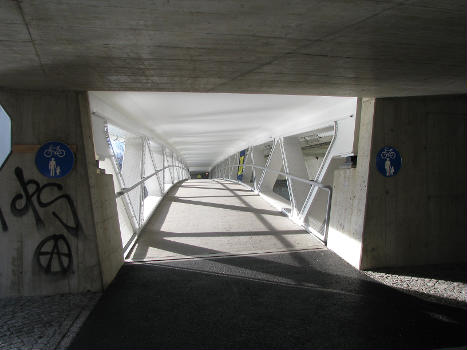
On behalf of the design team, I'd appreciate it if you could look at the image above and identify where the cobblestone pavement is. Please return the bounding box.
[0,292,101,350]
[364,264,466,309]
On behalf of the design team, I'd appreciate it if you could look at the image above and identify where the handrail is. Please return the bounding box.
[215,164,331,193]
[214,163,332,243]
[116,165,188,197]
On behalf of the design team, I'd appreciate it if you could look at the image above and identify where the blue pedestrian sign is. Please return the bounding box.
[35,141,75,178]
[376,146,402,177]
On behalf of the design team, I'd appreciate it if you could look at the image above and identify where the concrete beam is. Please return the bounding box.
[0,1,464,96]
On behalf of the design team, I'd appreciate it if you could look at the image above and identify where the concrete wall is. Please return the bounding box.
[304,155,325,180]
[329,95,465,269]
[360,95,466,269]
[90,174,124,288]
[327,99,375,268]
[99,157,135,252]
[79,94,124,288]
[0,89,123,296]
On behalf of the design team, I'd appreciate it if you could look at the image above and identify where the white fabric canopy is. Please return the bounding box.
[89,92,357,171]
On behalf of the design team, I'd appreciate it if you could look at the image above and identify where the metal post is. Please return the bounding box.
[161,145,166,193]
[257,139,276,192]
[103,122,138,231]
[279,137,296,216]
[298,121,337,220]
[139,137,146,227]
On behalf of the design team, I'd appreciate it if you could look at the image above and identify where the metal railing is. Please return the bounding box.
[213,164,332,243]
[116,164,188,198]
[115,163,189,257]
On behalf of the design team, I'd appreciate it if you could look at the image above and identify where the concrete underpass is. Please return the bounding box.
[0,1,465,349]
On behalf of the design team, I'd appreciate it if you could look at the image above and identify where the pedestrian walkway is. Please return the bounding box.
[68,180,466,349]
[128,179,324,261]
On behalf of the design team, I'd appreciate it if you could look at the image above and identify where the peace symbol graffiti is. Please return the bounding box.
[36,234,72,274]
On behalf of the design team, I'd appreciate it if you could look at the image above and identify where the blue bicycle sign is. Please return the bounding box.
[35,141,75,178]
[43,144,66,158]
[376,146,402,177]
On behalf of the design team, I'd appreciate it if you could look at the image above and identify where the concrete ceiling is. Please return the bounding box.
[90,92,357,170]
[1,0,465,97]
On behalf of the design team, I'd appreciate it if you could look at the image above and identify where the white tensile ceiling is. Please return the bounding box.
[89,92,357,171]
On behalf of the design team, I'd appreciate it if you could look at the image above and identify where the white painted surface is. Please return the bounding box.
[89,92,357,171]
[0,104,11,168]
[90,115,110,159]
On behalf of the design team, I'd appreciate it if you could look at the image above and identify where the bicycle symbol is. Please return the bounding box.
[43,145,66,158]
[380,147,396,160]
[36,234,72,274]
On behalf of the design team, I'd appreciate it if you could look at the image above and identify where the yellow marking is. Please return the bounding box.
[237,156,245,175]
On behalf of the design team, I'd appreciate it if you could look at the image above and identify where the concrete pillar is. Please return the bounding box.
[327,98,374,268]
[328,94,466,269]
[360,94,466,269]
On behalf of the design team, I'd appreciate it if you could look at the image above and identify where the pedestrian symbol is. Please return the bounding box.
[35,142,74,178]
[376,146,402,177]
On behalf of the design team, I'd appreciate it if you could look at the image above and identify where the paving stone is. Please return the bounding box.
[0,292,101,350]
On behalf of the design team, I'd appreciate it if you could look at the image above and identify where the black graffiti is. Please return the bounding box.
[4,167,81,275]
[10,167,44,228]
[10,167,79,235]
[0,208,8,232]
[36,234,72,274]
[37,183,79,236]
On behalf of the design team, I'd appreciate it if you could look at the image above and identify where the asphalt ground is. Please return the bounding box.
[68,250,466,349]
[69,180,466,349]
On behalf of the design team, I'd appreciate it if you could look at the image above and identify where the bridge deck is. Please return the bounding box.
[128,179,324,261]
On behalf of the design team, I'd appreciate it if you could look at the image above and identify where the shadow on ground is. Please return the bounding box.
[69,250,466,349]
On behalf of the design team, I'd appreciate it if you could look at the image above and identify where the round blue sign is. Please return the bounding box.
[376,146,402,177]
[35,141,75,178]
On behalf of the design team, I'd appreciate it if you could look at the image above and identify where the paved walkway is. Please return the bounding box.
[67,180,465,349]
[128,179,324,261]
